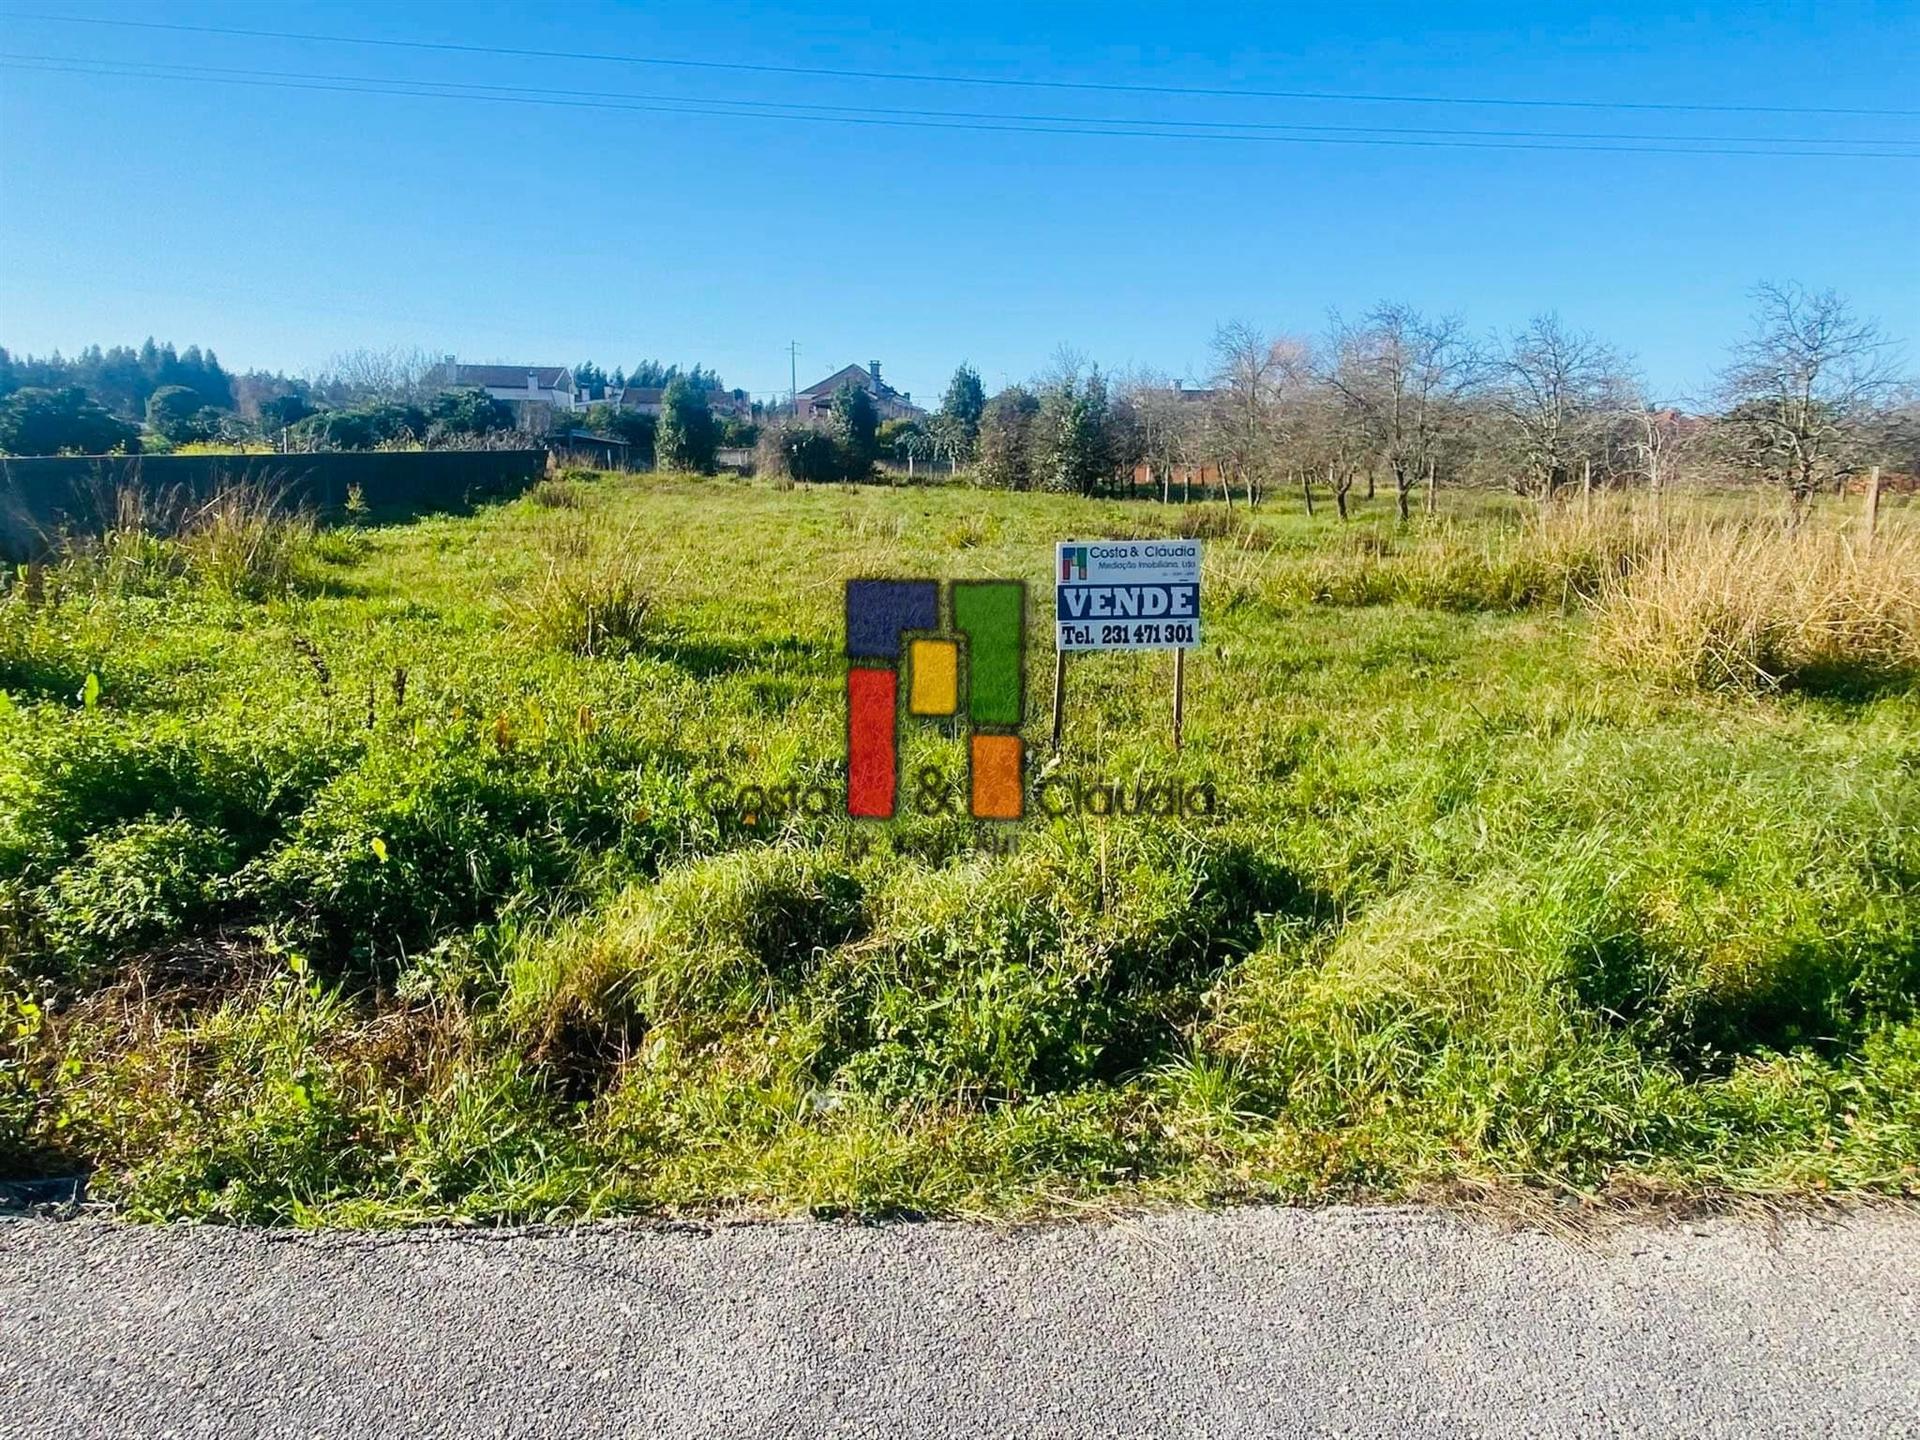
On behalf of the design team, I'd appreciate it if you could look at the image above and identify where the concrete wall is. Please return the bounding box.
[0,450,545,559]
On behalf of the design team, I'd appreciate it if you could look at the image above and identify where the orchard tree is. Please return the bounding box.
[1487,314,1631,502]
[1292,386,1373,521]
[1715,282,1902,518]
[656,377,718,473]
[1123,372,1199,504]
[309,346,439,406]
[1207,322,1299,509]
[1324,303,1479,521]
[1617,385,1699,507]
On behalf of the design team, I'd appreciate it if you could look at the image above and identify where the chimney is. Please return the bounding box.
[527,370,539,395]
[869,360,882,393]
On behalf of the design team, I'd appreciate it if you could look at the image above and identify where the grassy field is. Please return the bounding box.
[2,472,1917,1224]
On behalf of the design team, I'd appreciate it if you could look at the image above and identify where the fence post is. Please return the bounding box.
[1863,465,1882,553]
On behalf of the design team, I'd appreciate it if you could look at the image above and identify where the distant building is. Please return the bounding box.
[433,359,575,432]
[606,384,754,421]
[793,362,924,423]
[610,385,666,417]
[432,357,753,432]
[547,429,632,470]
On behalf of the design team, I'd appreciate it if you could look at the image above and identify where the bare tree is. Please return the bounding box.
[1487,315,1631,503]
[308,346,442,406]
[1714,282,1903,521]
[1323,303,1480,522]
[1120,370,1199,504]
[1619,387,1700,508]
[1206,322,1293,510]
[1289,386,1372,521]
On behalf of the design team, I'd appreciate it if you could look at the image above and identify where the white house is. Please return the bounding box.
[433,359,576,432]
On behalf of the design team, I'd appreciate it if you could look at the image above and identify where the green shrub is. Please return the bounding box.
[263,725,679,966]
[0,716,335,884]
[36,818,235,974]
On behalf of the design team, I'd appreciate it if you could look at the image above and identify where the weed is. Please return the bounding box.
[518,522,652,658]
[177,486,318,600]
[529,479,584,510]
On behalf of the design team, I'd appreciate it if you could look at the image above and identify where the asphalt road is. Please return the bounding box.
[2,1206,1915,1438]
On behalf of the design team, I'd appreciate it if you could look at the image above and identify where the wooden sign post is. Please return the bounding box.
[1050,650,1067,752]
[1172,648,1186,752]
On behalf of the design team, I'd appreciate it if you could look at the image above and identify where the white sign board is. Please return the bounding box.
[1055,540,1202,651]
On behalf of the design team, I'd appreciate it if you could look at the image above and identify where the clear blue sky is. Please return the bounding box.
[2,1,1915,405]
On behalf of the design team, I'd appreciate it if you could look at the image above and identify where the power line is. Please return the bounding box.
[6,56,1917,160]
[9,10,1920,120]
[7,50,1914,151]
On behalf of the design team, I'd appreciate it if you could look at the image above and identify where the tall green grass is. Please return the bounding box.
[2,476,1916,1221]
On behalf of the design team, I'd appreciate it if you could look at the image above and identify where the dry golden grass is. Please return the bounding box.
[1594,519,1920,692]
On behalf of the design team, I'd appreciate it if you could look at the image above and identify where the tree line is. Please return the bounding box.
[0,342,759,458]
[6,286,1911,497]
[0,342,527,455]
[884,283,1915,521]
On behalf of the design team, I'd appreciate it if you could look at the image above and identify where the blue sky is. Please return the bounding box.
[2,1,1915,405]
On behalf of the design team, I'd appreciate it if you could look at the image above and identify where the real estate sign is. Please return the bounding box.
[1055,540,1202,651]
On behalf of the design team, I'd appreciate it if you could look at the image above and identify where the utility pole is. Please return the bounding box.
[787,341,801,416]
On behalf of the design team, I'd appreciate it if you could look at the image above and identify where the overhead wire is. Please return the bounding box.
[9,10,1919,119]
[4,54,1916,160]
[3,49,1914,152]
